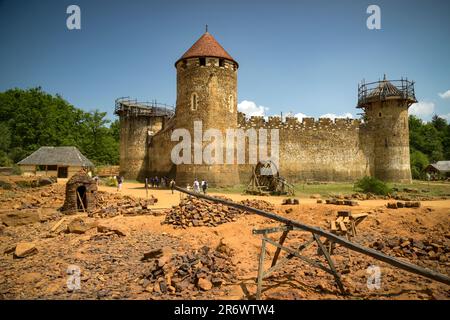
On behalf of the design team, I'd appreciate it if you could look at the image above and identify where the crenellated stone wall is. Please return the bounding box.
[236,113,373,183]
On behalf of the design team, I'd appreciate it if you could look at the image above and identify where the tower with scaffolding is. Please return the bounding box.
[114,97,174,180]
[357,76,417,182]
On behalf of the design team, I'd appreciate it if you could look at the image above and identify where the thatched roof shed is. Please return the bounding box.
[17,146,94,167]
[17,146,94,179]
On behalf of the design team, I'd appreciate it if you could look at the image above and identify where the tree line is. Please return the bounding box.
[0,87,449,180]
[409,115,450,179]
[0,87,119,167]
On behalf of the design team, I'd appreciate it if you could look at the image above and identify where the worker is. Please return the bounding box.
[201,179,208,194]
[169,179,176,194]
[193,178,200,193]
[116,175,123,191]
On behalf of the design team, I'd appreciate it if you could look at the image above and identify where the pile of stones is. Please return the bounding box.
[162,197,243,228]
[88,193,158,218]
[281,198,299,205]
[371,237,449,263]
[140,245,235,294]
[386,201,421,209]
[325,198,359,206]
[239,199,274,211]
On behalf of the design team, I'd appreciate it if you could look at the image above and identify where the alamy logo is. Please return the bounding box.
[67,265,81,291]
[366,265,381,290]
[66,5,81,30]
[171,121,280,174]
[366,5,381,30]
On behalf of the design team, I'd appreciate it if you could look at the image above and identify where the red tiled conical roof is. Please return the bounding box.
[175,32,238,67]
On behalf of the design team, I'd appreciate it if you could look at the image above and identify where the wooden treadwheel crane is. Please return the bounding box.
[245,160,295,196]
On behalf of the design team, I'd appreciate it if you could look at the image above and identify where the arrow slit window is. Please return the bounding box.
[191,92,198,111]
[228,95,234,113]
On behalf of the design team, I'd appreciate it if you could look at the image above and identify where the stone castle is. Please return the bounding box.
[115,31,417,186]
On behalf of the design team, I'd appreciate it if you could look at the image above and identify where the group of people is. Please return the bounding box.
[192,178,208,194]
[148,176,170,188]
[114,175,208,195]
[145,176,177,194]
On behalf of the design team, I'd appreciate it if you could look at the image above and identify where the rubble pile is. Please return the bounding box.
[386,201,421,209]
[325,198,359,206]
[0,184,65,210]
[0,176,55,190]
[140,245,235,294]
[88,192,158,218]
[281,198,299,205]
[239,199,274,211]
[371,237,449,263]
[162,197,244,228]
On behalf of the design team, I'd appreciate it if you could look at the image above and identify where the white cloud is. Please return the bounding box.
[293,112,308,121]
[438,90,450,99]
[319,112,353,120]
[409,101,435,116]
[439,113,450,120]
[238,100,353,121]
[237,100,268,117]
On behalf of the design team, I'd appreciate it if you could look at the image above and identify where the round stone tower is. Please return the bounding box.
[115,98,173,181]
[357,76,417,183]
[174,31,240,187]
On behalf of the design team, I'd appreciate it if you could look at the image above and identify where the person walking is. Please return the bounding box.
[193,178,200,193]
[116,175,123,191]
[169,179,176,194]
[201,179,208,194]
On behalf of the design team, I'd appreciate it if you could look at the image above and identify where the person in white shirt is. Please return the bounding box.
[193,179,200,193]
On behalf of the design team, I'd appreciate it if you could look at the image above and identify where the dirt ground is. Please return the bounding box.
[0,180,449,300]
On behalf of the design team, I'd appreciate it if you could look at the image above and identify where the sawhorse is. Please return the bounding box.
[253,224,346,300]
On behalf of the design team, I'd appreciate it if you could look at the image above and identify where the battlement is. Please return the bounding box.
[237,112,361,131]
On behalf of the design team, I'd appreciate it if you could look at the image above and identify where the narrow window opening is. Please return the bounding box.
[199,57,206,66]
[379,112,382,117]
[219,59,224,67]
[228,95,234,113]
[385,138,388,148]
[191,93,198,111]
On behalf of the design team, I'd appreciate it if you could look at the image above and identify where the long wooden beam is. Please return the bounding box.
[174,186,450,286]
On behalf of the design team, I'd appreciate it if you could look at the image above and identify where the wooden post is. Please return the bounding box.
[313,234,345,294]
[77,191,86,213]
[271,229,289,267]
[256,238,266,300]
[145,178,148,199]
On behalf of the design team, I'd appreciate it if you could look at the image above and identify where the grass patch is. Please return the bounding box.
[293,182,355,197]
[354,177,392,196]
[392,181,450,197]
[208,184,246,194]
[205,180,450,198]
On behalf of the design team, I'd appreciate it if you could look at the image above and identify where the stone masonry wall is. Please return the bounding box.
[119,115,164,181]
[237,113,374,183]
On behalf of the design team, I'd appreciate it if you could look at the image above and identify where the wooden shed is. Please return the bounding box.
[17,146,94,179]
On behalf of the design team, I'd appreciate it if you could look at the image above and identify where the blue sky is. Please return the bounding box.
[1,0,449,121]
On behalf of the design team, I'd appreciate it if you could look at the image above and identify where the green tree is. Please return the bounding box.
[0,88,120,166]
[408,114,450,179]
[410,149,428,179]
